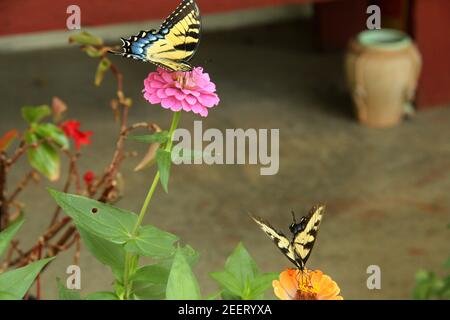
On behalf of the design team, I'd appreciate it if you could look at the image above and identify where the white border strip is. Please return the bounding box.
[0,4,311,52]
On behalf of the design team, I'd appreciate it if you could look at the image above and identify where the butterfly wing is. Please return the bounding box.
[116,0,201,71]
[291,205,325,269]
[250,215,299,268]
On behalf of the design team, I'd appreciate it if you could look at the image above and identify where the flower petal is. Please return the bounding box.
[198,94,219,107]
[161,97,177,109]
[156,89,167,99]
[273,280,293,300]
[185,95,197,105]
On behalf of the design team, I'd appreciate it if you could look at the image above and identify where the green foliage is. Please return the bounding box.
[20,105,71,180]
[0,215,24,258]
[49,189,137,244]
[0,257,54,300]
[48,182,276,301]
[131,264,170,300]
[26,131,60,181]
[0,292,18,300]
[69,32,103,46]
[77,227,125,280]
[413,225,450,300]
[95,58,111,86]
[57,278,81,300]
[0,217,54,300]
[166,248,201,300]
[210,242,277,300]
[156,149,172,193]
[21,105,51,124]
[34,123,69,150]
[57,278,119,300]
[413,270,450,300]
[124,225,178,258]
[48,188,205,300]
[171,148,209,163]
[127,132,169,144]
[84,292,119,300]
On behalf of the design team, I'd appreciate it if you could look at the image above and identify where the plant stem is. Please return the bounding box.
[133,111,180,233]
[133,171,160,234]
[122,111,181,299]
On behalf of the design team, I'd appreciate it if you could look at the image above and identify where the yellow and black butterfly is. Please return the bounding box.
[250,205,325,270]
[112,0,201,72]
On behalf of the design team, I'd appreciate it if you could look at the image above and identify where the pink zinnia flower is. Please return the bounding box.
[143,67,220,117]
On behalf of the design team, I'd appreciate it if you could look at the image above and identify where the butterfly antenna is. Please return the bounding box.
[291,210,296,223]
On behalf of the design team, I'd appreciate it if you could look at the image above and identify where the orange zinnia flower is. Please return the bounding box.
[273,268,343,300]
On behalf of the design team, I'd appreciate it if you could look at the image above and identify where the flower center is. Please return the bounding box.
[294,271,318,300]
[176,73,195,89]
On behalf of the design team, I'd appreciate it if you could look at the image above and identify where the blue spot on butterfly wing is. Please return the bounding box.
[147,34,158,41]
[130,46,144,55]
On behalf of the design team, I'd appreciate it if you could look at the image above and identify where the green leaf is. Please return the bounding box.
[0,292,19,300]
[171,148,210,163]
[205,291,222,300]
[21,105,51,124]
[95,58,111,86]
[69,32,103,46]
[223,242,259,285]
[0,257,54,299]
[209,271,243,298]
[77,227,125,280]
[166,248,201,300]
[57,278,81,300]
[26,132,60,181]
[34,123,70,150]
[132,283,166,300]
[176,245,200,267]
[249,273,278,298]
[124,225,178,258]
[413,270,436,300]
[127,132,169,144]
[132,264,170,283]
[157,244,199,269]
[0,215,24,258]
[85,292,118,300]
[48,189,137,244]
[210,242,272,300]
[156,149,171,193]
[221,291,242,300]
[131,264,170,300]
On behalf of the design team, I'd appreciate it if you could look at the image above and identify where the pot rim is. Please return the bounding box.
[357,29,412,50]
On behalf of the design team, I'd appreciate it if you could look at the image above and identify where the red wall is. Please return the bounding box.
[0,0,318,36]
[412,0,450,109]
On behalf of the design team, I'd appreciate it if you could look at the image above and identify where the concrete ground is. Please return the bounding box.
[0,18,449,300]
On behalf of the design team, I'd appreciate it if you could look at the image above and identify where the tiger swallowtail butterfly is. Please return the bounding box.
[251,205,325,270]
[111,0,201,72]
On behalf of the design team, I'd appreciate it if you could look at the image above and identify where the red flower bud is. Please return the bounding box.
[83,171,95,186]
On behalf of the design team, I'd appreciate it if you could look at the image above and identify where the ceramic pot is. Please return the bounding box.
[346,29,421,128]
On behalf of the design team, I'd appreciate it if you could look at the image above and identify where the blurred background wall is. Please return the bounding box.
[1,0,449,108]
